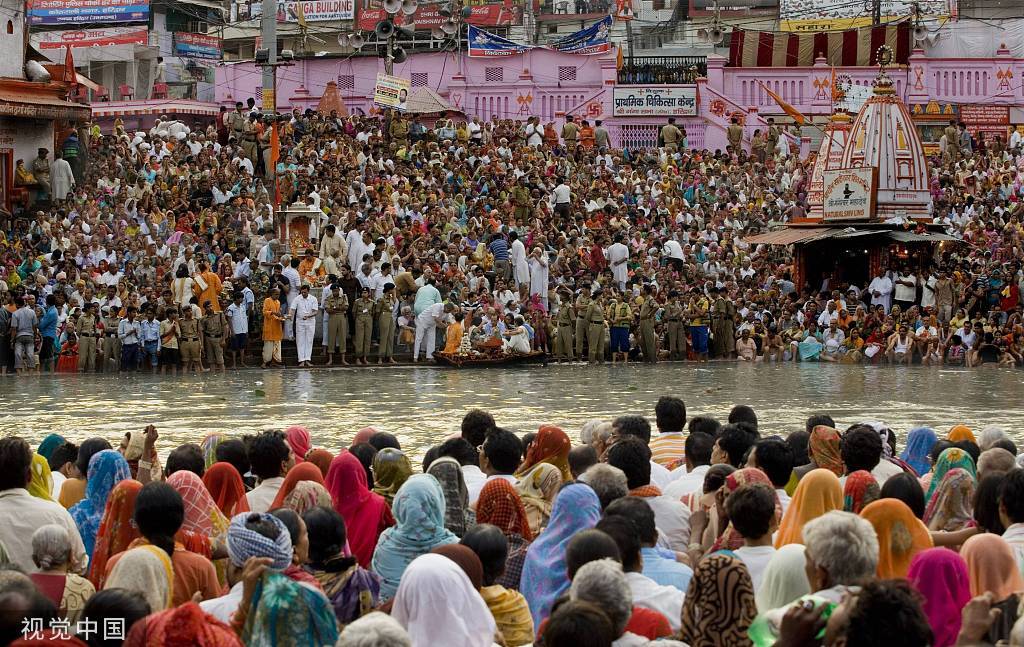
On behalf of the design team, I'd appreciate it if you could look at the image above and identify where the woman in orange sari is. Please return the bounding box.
[89,479,143,587]
[579,121,595,149]
[861,498,933,578]
[775,468,843,547]
[202,462,250,518]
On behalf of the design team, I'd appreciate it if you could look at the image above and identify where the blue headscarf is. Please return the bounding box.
[69,450,131,558]
[37,434,66,461]
[520,482,602,628]
[371,473,458,600]
[900,427,938,477]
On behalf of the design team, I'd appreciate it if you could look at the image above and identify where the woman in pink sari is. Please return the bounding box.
[325,452,395,567]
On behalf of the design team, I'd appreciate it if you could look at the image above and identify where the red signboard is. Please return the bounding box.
[35,27,148,48]
[960,105,1009,126]
[357,2,520,31]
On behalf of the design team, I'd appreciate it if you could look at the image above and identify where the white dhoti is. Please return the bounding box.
[284,292,298,340]
[413,321,436,360]
[295,323,315,362]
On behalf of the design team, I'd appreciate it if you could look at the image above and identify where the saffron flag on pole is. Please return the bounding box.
[758,80,806,125]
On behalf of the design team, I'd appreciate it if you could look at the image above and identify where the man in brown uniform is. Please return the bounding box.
[389,113,409,147]
[555,288,574,362]
[639,286,658,363]
[661,118,682,153]
[561,115,579,149]
[765,117,780,158]
[574,287,591,360]
[586,292,606,364]
[323,283,349,366]
[376,283,398,365]
[944,119,960,162]
[727,117,744,154]
[663,291,687,360]
[77,302,99,371]
[179,306,203,373]
[512,177,532,221]
[201,300,227,373]
[101,306,121,372]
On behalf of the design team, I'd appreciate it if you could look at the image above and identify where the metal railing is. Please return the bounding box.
[617,56,707,84]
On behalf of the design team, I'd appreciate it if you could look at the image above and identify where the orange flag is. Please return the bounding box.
[758,80,805,125]
[63,45,77,87]
[269,122,281,207]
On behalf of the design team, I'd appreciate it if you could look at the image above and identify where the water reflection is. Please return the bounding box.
[2,364,1021,460]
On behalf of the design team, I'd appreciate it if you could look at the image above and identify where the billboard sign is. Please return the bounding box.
[27,0,150,25]
[613,86,697,117]
[373,73,410,111]
[822,167,876,221]
[357,2,519,30]
[252,0,355,21]
[174,32,222,59]
[33,27,148,48]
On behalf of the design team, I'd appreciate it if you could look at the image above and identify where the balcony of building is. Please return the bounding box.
[617,55,707,84]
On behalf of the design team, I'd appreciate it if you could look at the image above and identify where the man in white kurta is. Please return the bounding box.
[510,232,530,287]
[528,248,549,309]
[51,153,75,201]
[414,302,450,361]
[607,236,630,290]
[868,271,893,314]
[289,284,319,365]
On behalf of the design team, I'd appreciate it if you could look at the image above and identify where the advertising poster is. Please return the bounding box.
[33,27,148,48]
[27,0,150,25]
[252,0,355,22]
[174,32,222,59]
[612,87,697,117]
[373,72,410,111]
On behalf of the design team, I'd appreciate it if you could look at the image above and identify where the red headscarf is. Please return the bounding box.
[305,449,334,479]
[271,461,326,509]
[89,479,143,587]
[476,478,533,541]
[124,602,242,647]
[324,452,393,567]
[516,425,572,482]
[202,462,250,518]
[284,426,312,462]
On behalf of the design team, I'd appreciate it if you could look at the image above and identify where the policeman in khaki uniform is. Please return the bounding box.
[511,177,532,221]
[179,306,203,373]
[555,287,575,362]
[201,300,228,373]
[375,283,398,365]
[639,285,659,363]
[663,290,687,360]
[77,302,99,371]
[352,286,374,366]
[323,283,349,366]
[574,287,591,360]
[586,291,607,364]
[101,306,122,372]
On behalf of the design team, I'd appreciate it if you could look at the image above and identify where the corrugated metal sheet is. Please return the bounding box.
[745,227,836,245]
[887,231,961,242]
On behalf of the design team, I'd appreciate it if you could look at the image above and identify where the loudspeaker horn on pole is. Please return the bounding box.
[440,17,458,34]
[912,25,929,42]
[401,0,418,15]
[431,27,446,39]
[375,19,395,38]
[438,2,452,16]
[350,33,365,49]
[392,46,408,64]
[337,33,350,46]
[708,27,724,44]
[383,0,402,14]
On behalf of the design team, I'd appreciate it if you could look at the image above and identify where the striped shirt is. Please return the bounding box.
[649,432,686,470]
[489,238,510,261]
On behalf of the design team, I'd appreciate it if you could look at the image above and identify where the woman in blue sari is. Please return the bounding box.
[69,450,131,558]
[901,427,938,477]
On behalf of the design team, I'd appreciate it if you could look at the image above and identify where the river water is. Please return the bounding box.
[3,364,1023,459]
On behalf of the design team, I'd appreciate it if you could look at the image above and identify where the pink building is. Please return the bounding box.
[214,45,1024,151]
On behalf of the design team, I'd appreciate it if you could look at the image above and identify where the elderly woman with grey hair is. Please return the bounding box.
[569,558,648,646]
[28,524,95,624]
[802,510,879,602]
[580,420,614,451]
[337,611,412,647]
[579,463,629,510]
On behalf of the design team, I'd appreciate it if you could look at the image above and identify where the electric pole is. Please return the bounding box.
[260,0,277,111]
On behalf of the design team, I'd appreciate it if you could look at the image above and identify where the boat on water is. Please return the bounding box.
[432,350,548,368]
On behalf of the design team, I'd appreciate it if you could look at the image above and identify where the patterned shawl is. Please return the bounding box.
[284,481,334,516]
[371,474,458,601]
[371,449,414,506]
[711,467,779,552]
[271,462,326,510]
[476,478,533,542]
[126,601,242,646]
[28,453,55,501]
[923,468,976,532]
[89,479,143,587]
[520,483,602,628]
[900,427,937,477]
[426,457,472,538]
[924,447,976,503]
[241,571,340,647]
[515,425,572,482]
[69,450,131,559]
[166,470,230,543]
[516,463,562,538]
[807,426,844,477]
[679,553,756,647]
[843,470,881,514]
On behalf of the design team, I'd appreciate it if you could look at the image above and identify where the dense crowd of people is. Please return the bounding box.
[0,399,1022,646]
[1,103,1023,375]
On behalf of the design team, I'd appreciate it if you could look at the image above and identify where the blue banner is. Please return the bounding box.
[552,15,612,55]
[467,24,535,57]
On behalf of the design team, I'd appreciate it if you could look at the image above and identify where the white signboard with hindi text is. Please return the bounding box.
[613,87,697,117]
[822,167,876,221]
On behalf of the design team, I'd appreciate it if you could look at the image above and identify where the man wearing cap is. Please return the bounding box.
[201,300,228,373]
[100,305,122,372]
[376,283,398,365]
[179,305,203,373]
[663,291,686,361]
[323,283,348,367]
[574,286,592,360]
[289,283,319,368]
[639,285,659,363]
[555,287,575,362]
[585,291,607,364]
[31,148,51,198]
[77,302,99,372]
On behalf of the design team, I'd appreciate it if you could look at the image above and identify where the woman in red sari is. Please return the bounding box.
[270,461,326,510]
[324,452,394,567]
[202,462,250,518]
[89,479,142,587]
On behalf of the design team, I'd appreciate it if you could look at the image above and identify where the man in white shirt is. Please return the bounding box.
[552,178,571,217]
[607,234,630,291]
[893,269,918,311]
[413,302,452,362]
[597,515,685,632]
[727,484,778,591]
[0,437,87,573]
[664,431,715,501]
[867,270,893,313]
[244,431,294,513]
[289,284,319,367]
[608,437,690,551]
[745,438,794,516]
[1001,470,1024,578]
[201,512,296,622]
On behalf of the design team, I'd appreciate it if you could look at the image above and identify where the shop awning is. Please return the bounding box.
[405,87,461,115]
[91,99,221,118]
[744,227,836,245]
[0,88,91,120]
[887,231,961,243]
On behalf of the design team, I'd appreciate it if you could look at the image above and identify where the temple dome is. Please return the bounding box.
[807,111,852,220]
[839,65,931,220]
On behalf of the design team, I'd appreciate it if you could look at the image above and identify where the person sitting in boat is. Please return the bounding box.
[502,315,532,354]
